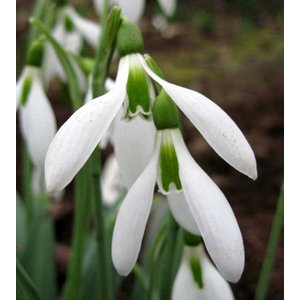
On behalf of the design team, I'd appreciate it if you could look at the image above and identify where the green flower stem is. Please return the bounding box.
[91,150,113,300]
[63,165,91,300]
[26,0,49,52]
[88,5,121,300]
[22,147,33,227]
[255,185,284,300]
[92,6,122,97]
[146,217,170,300]
[30,18,82,110]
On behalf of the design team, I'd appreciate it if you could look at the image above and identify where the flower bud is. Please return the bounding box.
[153,90,181,130]
[117,19,144,57]
[26,37,45,67]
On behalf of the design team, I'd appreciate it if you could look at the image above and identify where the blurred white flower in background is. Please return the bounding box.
[93,0,176,23]
[172,245,235,300]
[17,66,57,198]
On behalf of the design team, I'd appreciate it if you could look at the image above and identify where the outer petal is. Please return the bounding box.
[167,192,200,235]
[198,246,235,300]
[139,55,257,180]
[157,0,176,16]
[112,138,160,275]
[112,111,156,188]
[172,130,244,283]
[117,0,145,23]
[45,89,126,192]
[66,6,101,48]
[19,70,57,169]
[172,246,234,300]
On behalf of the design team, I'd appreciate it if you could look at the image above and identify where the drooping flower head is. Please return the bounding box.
[17,38,57,197]
[111,87,251,282]
[43,2,101,87]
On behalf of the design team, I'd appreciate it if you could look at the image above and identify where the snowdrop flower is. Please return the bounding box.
[112,86,256,282]
[172,245,235,300]
[43,4,100,87]
[93,0,176,23]
[17,40,57,197]
[45,20,156,192]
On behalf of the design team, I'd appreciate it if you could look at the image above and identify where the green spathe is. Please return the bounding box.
[153,90,181,130]
[26,37,45,67]
[126,55,152,117]
[159,130,182,193]
[117,20,144,57]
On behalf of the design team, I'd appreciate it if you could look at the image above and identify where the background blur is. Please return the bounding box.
[16,0,283,299]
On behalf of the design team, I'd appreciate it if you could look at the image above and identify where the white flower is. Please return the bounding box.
[112,128,245,282]
[45,52,157,192]
[43,6,100,87]
[17,66,57,197]
[93,0,176,23]
[172,245,235,300]
[45,57,129,192]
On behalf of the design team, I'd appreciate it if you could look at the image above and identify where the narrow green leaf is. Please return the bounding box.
[17,259,41,300]
[23,199,56,300]
[16,194,28,261]
[255,185,284,300]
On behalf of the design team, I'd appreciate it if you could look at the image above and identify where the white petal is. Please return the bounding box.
[117,0,145,23]
[172,130,244,283]
[101,154,124,206]
[157,0,176,16]
[139,55,257,180]
[66,6,101,48]
[167,192,200,236]
[45,89,126,192]
[172,246,235,300]
[172,257,200,300]
[198,246,235,300]
[112,111,156,188]
[112,139,160,275]
[19,70,57,169]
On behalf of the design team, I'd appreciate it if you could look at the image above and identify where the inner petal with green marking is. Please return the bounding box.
[126,54,152,118]
[159,129,182,194]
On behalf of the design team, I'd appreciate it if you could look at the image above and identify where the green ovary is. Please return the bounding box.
[160,131,182,192]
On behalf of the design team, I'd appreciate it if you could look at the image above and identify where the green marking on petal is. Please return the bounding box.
[64,14,74,32]
[159,130,182,193]
[126,55,152,117]
[20,75,33,107]
[190,255,204,289]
